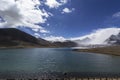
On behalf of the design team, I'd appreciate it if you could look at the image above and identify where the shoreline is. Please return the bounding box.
[1,45,120,56]
[74,46,120,56]
[0,46,72,50]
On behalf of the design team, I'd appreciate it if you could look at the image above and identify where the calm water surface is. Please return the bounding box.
[0,48,120,73]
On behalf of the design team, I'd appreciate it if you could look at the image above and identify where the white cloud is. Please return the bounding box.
[60,0,68,4]
[0,0,70,35]
[44,36,66,42]
[113,12,120,18]
[45,0,61,8]
[0,0,51,33]
[45,0,68,8]
[71,27,120,44]
[62,8,75,14]
[34,33,40,38]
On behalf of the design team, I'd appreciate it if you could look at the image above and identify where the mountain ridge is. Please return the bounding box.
[0,28,51,47]
[105,32,120,45]
[0,28,77,48]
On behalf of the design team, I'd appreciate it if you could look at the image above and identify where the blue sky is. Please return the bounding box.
[0,0,120,40]
[44,0,120,38]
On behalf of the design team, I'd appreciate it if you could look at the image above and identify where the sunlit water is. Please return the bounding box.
[0,48,120,73]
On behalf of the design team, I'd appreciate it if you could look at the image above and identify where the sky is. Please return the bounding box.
[0,0,120,42]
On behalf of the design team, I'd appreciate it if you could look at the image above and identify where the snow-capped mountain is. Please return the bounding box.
[105,32,120,45]
[71,28,120,45]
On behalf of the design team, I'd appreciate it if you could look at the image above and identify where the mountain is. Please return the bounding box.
[73,37,91,44]
[53,40,77,47]
[105,32,120,45]
[0,28,77,48]
[0,28,51,48]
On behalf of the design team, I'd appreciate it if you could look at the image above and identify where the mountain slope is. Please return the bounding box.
[0,28,50,47]
[105,32,120,45]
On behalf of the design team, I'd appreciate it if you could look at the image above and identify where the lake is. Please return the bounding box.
[0,48,120,74]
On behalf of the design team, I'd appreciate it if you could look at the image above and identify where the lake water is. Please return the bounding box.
[0,48,120,73]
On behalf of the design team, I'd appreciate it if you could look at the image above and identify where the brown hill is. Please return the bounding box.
[0,28,50,48]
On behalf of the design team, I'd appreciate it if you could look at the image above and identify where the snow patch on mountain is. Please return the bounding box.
[106,32,120,44]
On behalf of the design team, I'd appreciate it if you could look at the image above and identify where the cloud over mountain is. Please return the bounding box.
[71,27,120,44]
[44,36,66,42]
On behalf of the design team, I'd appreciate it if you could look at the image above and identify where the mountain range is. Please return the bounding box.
[0,28,120,48]
[0,28,77,48]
